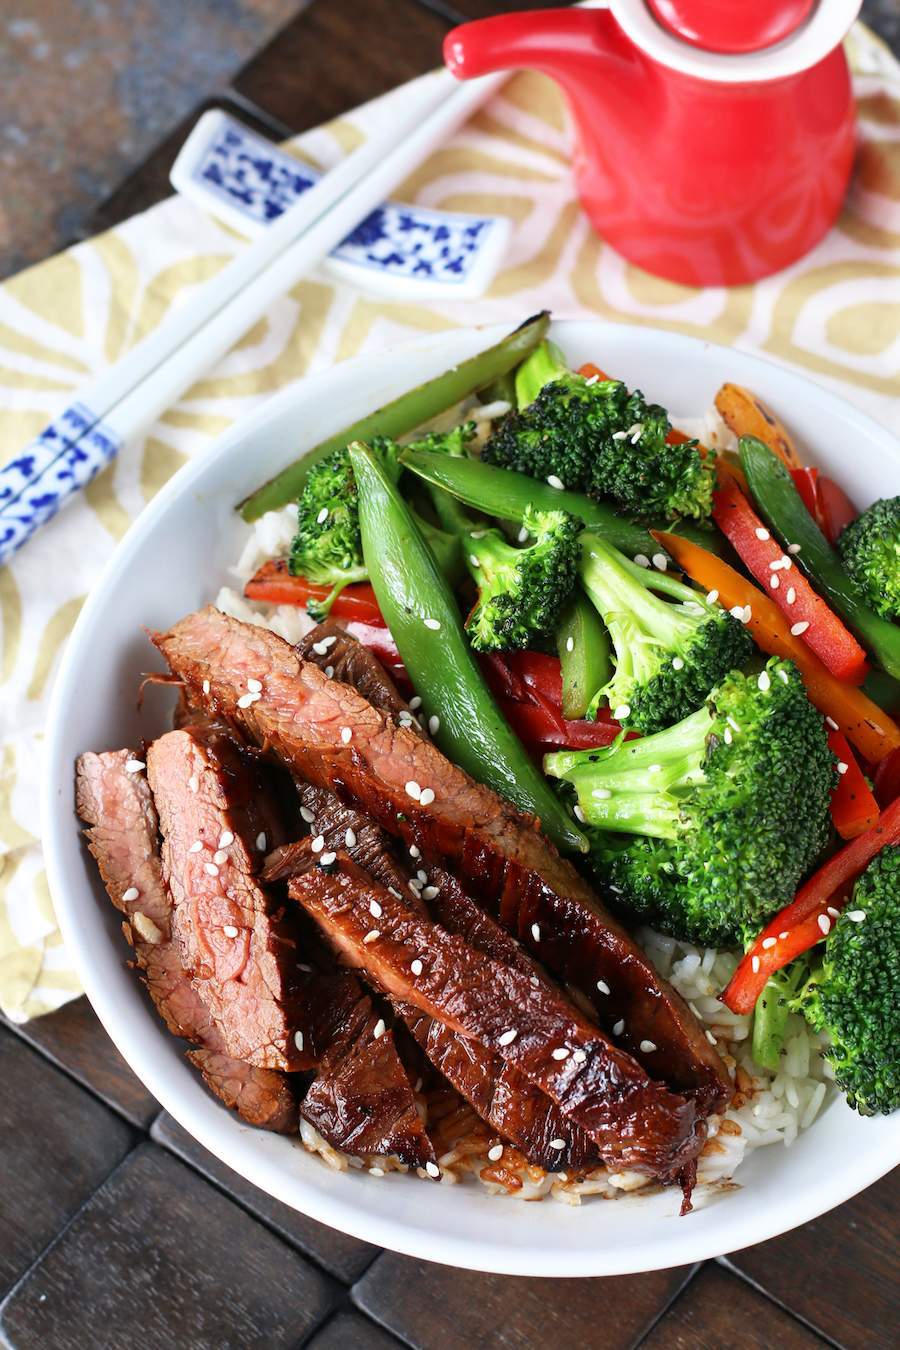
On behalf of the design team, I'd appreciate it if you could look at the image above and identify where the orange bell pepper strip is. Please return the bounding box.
[652,530,900,764]
[712,472,869,684]
[714,383,803,469]
[577,362,611,381]
[827,729,880,840]
[722,795,900,1013]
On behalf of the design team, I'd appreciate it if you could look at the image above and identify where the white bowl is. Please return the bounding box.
[43,321,900,1277]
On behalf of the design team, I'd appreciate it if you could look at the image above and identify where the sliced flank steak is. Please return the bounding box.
[266,788,599,1172]
[75,749,298,1133]
[290,856,705,1182]
[152,608,731,1115]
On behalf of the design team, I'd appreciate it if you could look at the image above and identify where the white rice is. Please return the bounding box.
[224,450,833,1206]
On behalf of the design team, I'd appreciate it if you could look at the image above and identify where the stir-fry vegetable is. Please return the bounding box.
[714,383,802,469]
[556,593,611,720]
[245,564,384,623]
[739,437,900,681]
[827,728,880,840]
[348,440,587,853]
[712,467,869,684]
[722,795,900,1013]
[837,495,900,622]
[239,313,550,520]
[653,530,900,763]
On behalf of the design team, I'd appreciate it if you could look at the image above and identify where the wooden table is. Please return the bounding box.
[2,2,898,1345]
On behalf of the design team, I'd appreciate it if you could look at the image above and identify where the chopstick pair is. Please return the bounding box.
[0,67,503,566]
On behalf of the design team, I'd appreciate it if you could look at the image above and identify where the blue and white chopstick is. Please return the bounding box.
[0,68,503,565]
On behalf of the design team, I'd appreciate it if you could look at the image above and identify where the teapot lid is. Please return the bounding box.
[647,0,816,54]
[608,0,861,82]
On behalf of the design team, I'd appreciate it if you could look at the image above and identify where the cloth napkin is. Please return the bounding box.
[1,25,898,1023]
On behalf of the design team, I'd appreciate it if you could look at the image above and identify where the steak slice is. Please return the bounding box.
[290,856,705,1182]
[266,789,599,1172]
[296,622,414,727]
[75,749,298,1133]
[153,608,730,1114]
[147,727,307,1071]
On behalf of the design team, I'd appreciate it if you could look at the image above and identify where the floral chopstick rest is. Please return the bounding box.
[170,110,509,301]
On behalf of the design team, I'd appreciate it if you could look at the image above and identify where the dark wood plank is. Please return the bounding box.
[309,1307,405,1350]
[3,996,158,1129]
[0,1027,133,1299]
[353,1252,693,1350]
[640,1263,827,1350]
[152,1111,379,1283]
[725,1168,899,1350]
[0,1142,335,1350]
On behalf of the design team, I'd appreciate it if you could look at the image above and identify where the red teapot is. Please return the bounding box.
[444,1,861,287]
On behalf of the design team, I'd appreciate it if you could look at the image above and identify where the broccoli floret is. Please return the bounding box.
[579,533,753,733]
[483,341,714,521]
[464,504,580,652]
[289,441,460,617]
[544,659,836,946]
[795,847,900,1115]
[838,496,900,621]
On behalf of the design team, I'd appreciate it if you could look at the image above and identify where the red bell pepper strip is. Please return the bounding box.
[498,699,624,753]
[723,795,900,1014]
[712,471,869,683]
[818,475,858,544]
[653,530,900,764]
[790,467,825,531]
[827,728,880,840]
[578,362,611,381]
[874,746,900,807]
[244,562,384,625]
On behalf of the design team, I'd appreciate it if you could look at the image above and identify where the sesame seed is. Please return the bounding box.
[223,924,239,938]
[405,781,421,801]
[613,704,631,721]
[729,605,744,620]
[369,900,383,919]
[256,832,267,851]
[826,716,839,731]
[202,679,211,695]
[724,727,733,745]
[546,474,564,490]
[727,715,741,732]
[316,507,329,524]
[125,758,145,774]
[247,678,262,693]
[122,886,139,903]
[469,554,481,568]
[782,556,793,570]
[409,845,420,859]
[613,1019,625,1035]
[340,726,352,744]
[294,1029,304,1051]
[652,553,668,572]
[363,928,380,944]
[592,787,611,799]
[551,1047,570,1060]
[369,1166,385,1177]
[498,1029,517,1046]
[827,906,840,919]
[572,1049,587,1064]
[213,850,227,865]
[788,543,801,554]
[769,559,783,571]
[311,835,324,853]
[786,587,796,604]
[422,885,439,900]
[755,527,770,541]
[411,958,424,977]
[790,620,809,636]
[518,526,530,543]
[373,1018,386,1038]
[409,696,423,710]
[345,828,357,848]
[428,715,440,735]
[219,830,234,848]
[837,761,849,775]
[487,1144,504,1162]
[188,776,199,794]
[419,788,435,806]
[761,937,776,949]
[237,692,260,708]
[613,430,628,441]
[706,1029,717,1046]
[672,656,684,670]
[423,618,441,631]
[818,914,831,935]
[417,870,428,883]
[770,575,780,589]
[425,1161,441,1178]
[640,1040,657,1053]
[549,1139,566,1151]
[409,879,423,895]
[470,529,487,540]
[597,979,610,995]
[707,590,719,605]
[565,635,575,653]
[189,841,203,853]
[320,635,337,650]
[204,863,219,877]
[634,554,650,568]
[319,851,337,866]
[531,923,541,942]
[742,606,752,623]
[847,910,866,922]
[312,641,327,655]
[628,422,643,441]
[779,931,790,939]
[751,956,760,973]
[325,666,334,678]
[300,806,315,824]
[758,670,771,692]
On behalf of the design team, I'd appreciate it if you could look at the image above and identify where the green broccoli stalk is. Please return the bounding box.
[578,533,753,733]
[544,659,836,946]
[464,504,581,652]
[750,956,813,1072]
[837,496,900,621]
[289,442,461,618]
[483,341,714,521]
[795,846,900,1115]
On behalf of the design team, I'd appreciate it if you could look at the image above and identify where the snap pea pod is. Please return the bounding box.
[348,440,588,854]
[240,312,550,521]
[557,592,611,721]
[739,436,900,681]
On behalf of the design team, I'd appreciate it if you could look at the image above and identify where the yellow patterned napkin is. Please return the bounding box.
[1,25,897,1022]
